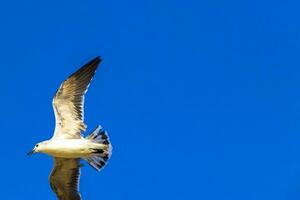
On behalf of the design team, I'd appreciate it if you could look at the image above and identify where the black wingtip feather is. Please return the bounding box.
[79,56,101,73]
[86,56,102,66]
[67,56,102,80]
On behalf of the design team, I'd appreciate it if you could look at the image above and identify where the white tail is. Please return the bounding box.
[84,125,112,171]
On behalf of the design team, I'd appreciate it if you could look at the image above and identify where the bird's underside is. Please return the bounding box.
[29,57,112,200]
[42,137,109,158]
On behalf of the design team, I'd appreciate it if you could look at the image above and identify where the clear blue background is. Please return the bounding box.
[1,0,300,199]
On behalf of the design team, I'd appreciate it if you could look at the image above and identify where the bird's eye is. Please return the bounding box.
[36,144,39,147]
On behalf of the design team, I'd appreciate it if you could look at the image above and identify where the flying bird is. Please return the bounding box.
[28,57,112,200]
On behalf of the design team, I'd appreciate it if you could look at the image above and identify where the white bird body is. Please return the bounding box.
[40,138,107,158]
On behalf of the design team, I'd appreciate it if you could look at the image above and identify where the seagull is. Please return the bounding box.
[28,57,112,200]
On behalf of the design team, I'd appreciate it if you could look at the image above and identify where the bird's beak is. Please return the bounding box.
[27,149,35,156]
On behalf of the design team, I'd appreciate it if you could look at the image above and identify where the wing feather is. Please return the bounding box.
[52,57,101,139]
[49,158,82,200]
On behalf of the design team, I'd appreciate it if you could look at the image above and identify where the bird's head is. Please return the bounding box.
[27,141,48,155]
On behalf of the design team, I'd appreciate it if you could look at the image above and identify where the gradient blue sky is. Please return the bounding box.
[1,0,300,199]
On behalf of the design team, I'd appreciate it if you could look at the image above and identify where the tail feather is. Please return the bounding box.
[84,125,112,171]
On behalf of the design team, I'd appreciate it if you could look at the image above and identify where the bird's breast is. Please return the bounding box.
[44,139,92,158]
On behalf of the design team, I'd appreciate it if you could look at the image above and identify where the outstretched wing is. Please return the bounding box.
[49,158,82,200]
[52,57,101,139]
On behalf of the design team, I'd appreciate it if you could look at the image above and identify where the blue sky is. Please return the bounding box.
[1,0,300,199]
